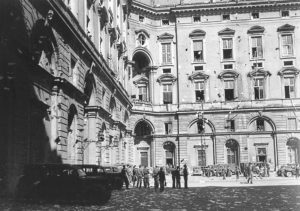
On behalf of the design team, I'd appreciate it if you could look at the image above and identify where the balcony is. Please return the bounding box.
[132,98,300,113]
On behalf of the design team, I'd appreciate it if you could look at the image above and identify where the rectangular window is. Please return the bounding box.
[163,68,171,73]
[195,66,203,71]
[139,16,144,22]
[224,64,233,70]
[193,16,201,22]
[198,150,206,166]
[256,147,267,162]
[222,38,233,60]
[251,36,263,59]
[224,80,234,101]
[163,84,172,104]
[251,12,259,19]
[222,14,230,21]
[254,78,264,99]
[164,122,172,134]
[253,62,263,68]
[226,120,235,132]
[195,81,205,102]
[282,11,289,17]
[162,43,172,64]
[162,19,169,25]
[140,152,148,167]
[138,86,147,101]
[256,119,265,131]
[284,77,295,99]
[282,34,294,56]
[287,118,296,130]
[193,40,204,62]
[284,61,293,66]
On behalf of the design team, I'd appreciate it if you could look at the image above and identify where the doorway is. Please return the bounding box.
[163,141,176,167]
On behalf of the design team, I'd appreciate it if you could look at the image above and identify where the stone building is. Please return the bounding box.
[127,0,300,169]
[0,0,132,194]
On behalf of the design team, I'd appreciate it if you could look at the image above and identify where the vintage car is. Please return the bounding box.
[192,166,203,176]
[277,164,296,177]
[15,164,112,203]
[75,164,123,190]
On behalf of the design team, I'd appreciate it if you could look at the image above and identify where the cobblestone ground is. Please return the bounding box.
[1,177,300,211]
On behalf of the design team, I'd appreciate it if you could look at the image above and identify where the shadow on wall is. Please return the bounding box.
[0,0,63,196]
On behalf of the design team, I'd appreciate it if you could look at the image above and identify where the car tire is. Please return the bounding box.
[285,172,292,177]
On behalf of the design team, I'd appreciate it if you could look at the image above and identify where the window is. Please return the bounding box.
[253,62,263,68]
[162,43,172,64]
[222,14,230,21]
[139,15,144,22]
[163,68,171,73]
[281,34,294,57]
[287,118,296,130]
[227,148,236,164]
[224,64,233,70]
[284,77,295,99]
[193,16,201,22]
[254,78,264,99]
[163,84,172,104]
[195,81,205,102]
[162,19,169,25]
[251,36,263,59]
[256,147,267,162]
[224,80,234,101]
[198,150,206,166]
[138,86,147,101]
[251,12,259,19]
[222,38,233,60]
[282,11,289,17]
[70,55,76,77]
[195,66,203,71]
[138,34,146,46]
[284,61,293,66]
[256,119,265,131]
[165,123,172,134]
[287,146,296,163]
[197,120,205,134]
[193,40,204,62]
[226,120,235,132]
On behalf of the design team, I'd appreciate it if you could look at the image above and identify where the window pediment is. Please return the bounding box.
[133,75,149,85]
[248,68,271,78]
[157,33,174,41]
[157,73,177,84]
[188,71,209,81]
[218,28,235,36]
[247,25,265,34]
[278,67,300,76]
[189,29,206,38]
[218,70,239,79]
[277,24,295,32]
[135,29,150,38]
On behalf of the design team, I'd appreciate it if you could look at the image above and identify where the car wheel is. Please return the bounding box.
[285,172,292,177]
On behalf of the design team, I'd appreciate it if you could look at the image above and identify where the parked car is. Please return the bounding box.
[192,166,203,176]
[75,164,123,190]
[15,164,112,203]
[277,164,296,177]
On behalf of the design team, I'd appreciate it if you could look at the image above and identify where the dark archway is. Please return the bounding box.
[134,120,152,137]
[225,139,240,166]
[286,137,300,164]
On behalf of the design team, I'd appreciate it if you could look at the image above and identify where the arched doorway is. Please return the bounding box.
[134,120,154,167]
[225,139,239,166]
[163,141,176,167]
[286,137,300,164]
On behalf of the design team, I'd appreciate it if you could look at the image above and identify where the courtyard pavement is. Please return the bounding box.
[1,175,300,211]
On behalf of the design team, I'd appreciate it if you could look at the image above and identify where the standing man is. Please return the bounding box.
[235,166,240,180]
[183,164,188,189]
[171,166,176,188]
[175,166,181,188]
[153,166,159,192]
[247,162,253,184]
[136,165,143,189]
[121,165,129,189]
[143,166,150,188]
[132,165,137,187]
[266,161,270,177]
[296,163,300,179]
[158,167,166,192]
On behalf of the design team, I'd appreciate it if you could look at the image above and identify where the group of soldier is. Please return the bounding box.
[120,164,189,192]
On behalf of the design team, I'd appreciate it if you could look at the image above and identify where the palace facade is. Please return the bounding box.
[127,0,300,170]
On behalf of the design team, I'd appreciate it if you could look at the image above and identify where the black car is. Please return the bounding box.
[75,164,123,190]
[15,164,112,203]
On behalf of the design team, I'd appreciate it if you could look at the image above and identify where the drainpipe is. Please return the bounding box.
[174,10,180,168]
